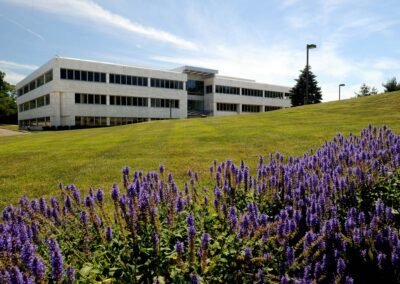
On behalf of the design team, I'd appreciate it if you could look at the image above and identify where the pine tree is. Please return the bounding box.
[382,77,400,93]
[289,66,322,106]
[355,83,378,97]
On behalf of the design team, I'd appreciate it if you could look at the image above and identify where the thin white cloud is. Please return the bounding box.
[0,60,38,70]
[0,15,45,41]
[6,0,197,50]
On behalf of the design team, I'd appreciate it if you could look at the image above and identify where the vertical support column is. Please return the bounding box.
[237,103,242,114]
[51,91,61,127]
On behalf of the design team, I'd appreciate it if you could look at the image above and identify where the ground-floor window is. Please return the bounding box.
[242,104,261,113]
[265,106,282,112]
[19,117,51,127]
[109,117,149,126]
[75,116,107,127]
[217,103,237,112]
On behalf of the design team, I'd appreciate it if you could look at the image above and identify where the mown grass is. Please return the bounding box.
[0,124,19,131]
[0,92,399,208]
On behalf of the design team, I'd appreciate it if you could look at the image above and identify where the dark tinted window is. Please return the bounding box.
[61,68,67,79]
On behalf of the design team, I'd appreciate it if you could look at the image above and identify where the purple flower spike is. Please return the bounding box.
[32,256,46,279]
[48,238,64,282]
[105,227,113,241]
[96,189,105,204]
[66,266,75,284]
[190,273,200,284]
[111,184,120,201]
[175,240,185,254]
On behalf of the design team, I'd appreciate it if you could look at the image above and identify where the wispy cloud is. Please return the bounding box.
[0,60,38,70]
[6,0,197,50]
[0,14,45,41]
[3,70,26,84]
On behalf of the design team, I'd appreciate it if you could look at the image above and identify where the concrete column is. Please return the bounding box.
[237,103,242,114]
[50,91,61,126]
[106,95,110,105]
[106,117,110,126]
[260,105,265,112]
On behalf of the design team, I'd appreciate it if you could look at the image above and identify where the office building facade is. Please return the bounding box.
[16,57,291,129]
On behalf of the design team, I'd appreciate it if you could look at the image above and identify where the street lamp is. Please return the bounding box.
[339,83,345,101]
[305,44,317,105]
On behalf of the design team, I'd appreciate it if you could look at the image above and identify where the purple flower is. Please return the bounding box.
[188,226,196,239]
[176,195,185,213]
[257,268,264,284]
[32,256,46,279]
[96,189,105,204]
[10,266,24,284]
[201,233,210,250]
[72,189,81,205]
[65,196,73,212]
[49,238,64,282]
[85,196,94,208]
[190,273,200,284]
[286,246,294,266]
[186,213,195,227]
[80,211,88,224]
[175,240,185,254]
[228,206,238,230]
[20,241,35,269]
[378,252,386,268]
[111,184,120,201]
[159,164,164,174]
[66,266,75,284]
[337,258,346,276]
[244,247,252,259]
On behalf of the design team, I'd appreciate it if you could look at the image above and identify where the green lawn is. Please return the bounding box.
[0,124,19,131]
[1,92,399,208]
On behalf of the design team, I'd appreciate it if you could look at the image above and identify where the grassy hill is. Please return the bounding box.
[1,92,399,208]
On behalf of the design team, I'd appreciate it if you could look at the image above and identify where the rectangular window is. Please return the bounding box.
[74,70,81,81]
[88,94,94,104]
[83,94,88,104]
[44,70,53,83]
[37,76,44,87]
[45,94,50,105]
[101,95,106,105]
[30,100,36,109]
[116,96,121,105]
[67,69,74,80]
[88,72,94,82]
[94,95,100,105]
[110,74,115,83]
[121,96,126,105]
[75,93,81,104]
[81,71,87,81]
[121,75,126,85]
[138,77,143,86]
[110,96,115,105]
[94,72,100,82]
[101,73,106,83]
[127,76,132,85]
[132,76,137,85]
[60,68,67,79]
[29,81,36,91]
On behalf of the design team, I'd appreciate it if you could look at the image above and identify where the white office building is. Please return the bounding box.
[16,56,292,129]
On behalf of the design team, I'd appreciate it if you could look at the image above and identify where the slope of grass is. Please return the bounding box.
[0,92,399,208]
[0,124,19,131]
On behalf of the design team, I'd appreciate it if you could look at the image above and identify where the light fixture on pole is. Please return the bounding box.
[305,44,317,105]
[339,83,345,101]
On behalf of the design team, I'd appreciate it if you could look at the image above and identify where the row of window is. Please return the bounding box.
[75,93,107,105]
[60,68,106,83]
[242,88,264,97]
[150,98,179,108]
[18,94,50,112]
[18,70,53,97]
[109,73,148,86]
[265,91,283,99]
[75,116,108,127]
[217,103,237,112]
[216,85,240,95]
[265,106,282,112]
[242,104,261,113]
[110,95,148,107]
[205,85,213,94]
[19,117,51,127]
[151,78,184,90]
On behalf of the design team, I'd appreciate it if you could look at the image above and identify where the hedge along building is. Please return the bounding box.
[16,56,292,129]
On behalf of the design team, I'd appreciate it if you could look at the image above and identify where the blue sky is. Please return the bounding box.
[0,0,399,101]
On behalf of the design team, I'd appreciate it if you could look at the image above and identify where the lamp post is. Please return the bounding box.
[339,83,345,101]
[305,44,317,105]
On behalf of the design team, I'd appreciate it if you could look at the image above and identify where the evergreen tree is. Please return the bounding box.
[289,66,322,106]
[355,83,378,97]
[382,77,400,93]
